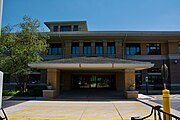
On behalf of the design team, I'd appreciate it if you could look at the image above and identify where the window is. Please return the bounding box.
[135,71,142,90]
[107,42,115,57]
[72,42,80,55]
[147,68,163,89]
[48,43,62,55]
[60,26,72,32]
[83,42,91,56]
[147,75,163,87]
[126,43,141,55]
[73,25,79,31]
[53,26,58,32]
[146,43,161,55]
[95,42,103,56]
[178,44,180,54]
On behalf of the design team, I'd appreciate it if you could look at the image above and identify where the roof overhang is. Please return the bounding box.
[28,57,154,71]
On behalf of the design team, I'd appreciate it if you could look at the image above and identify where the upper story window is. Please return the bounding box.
[107,42,115,57]
[146,43,161,55]
[53,26,58,32]
[60,26,71,32]
[126,43,141,55]
[178,44,180,54]
[73,25,79,31]
[48,43,62,55]
[83,42,91,56]
[72,42,80,55]
[95,42,103,56]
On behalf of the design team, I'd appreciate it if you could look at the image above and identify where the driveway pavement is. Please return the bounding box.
[1,100,153,120]
[149,94,180,111]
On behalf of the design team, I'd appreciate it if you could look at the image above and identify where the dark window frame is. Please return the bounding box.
[48,43,62,55]
[95,42,103,55]
[146,43,161,55]
[53,26,58,32]
[60,26,72,32]
[83,42,91,55]
[107,42,115,55]
[73,25,79,31]
[178,44,180,54]
[126,43,141,55]
[71,42,80,55]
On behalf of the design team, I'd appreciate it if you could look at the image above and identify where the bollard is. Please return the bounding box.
[162,88,170,120]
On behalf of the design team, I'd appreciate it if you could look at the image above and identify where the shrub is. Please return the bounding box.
[3,90,19,96]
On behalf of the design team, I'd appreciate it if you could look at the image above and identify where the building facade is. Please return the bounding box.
[28,21,180,97]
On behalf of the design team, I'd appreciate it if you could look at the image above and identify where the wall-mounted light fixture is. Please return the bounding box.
[174,60,178,64]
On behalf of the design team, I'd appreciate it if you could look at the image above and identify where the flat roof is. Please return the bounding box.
[46,31,180,37]
[44,21,87,29]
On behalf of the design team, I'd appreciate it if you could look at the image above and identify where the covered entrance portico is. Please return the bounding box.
[29,57,154,98]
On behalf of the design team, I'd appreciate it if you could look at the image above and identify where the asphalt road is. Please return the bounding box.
[2,100,27,108]
[150,95,180,111]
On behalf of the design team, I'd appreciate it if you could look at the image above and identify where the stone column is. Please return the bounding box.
[141,43,146,55]
[115,40,122,58]
[47,69,61,96]
[103,41,107,57]
[64,41,72,58]
[123,69,135,92]
[91,41,95,56]
[79,41,83,57]
[168,42,178,54]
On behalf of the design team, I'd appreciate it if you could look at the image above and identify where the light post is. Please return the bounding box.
[0,0,3,35]
[145,76,148,95]
[0,0,3,109]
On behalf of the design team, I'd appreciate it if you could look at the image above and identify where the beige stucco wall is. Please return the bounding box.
[47,69,60,95]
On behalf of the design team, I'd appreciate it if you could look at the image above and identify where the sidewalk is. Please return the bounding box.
[1,100,153,120]
[1,94,179,120]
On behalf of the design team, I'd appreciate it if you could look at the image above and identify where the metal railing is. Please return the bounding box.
[131,101,180,120]
[0,108,8,120]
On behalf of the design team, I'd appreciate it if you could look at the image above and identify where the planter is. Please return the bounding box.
[47,85,52,90]
[126,91,139,99]
[129,86,135,91]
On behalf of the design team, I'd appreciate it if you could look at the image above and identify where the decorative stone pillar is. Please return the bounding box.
[168,42,178,54]
[141,43,146,55]
[115,40,122,58]
[79,41,83,57]
[103,41,107,57]
[50,26,54,32]
[91,41,95,56]
[124,69,135,92]
[46,69,61,96]
[64,41,72,58]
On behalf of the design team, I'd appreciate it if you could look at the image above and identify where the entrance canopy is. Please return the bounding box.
[28,57,154,70]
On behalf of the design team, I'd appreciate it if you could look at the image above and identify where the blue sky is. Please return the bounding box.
[2,0,180,31]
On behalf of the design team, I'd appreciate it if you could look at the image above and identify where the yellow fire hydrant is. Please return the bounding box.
[162,84,170,120]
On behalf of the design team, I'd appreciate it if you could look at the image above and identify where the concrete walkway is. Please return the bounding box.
[1,100,153,120]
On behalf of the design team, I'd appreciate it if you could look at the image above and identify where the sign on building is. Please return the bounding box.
[0,71,3,108]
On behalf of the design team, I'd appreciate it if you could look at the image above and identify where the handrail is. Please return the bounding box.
[0,108,8,120]
[132,100,180,120]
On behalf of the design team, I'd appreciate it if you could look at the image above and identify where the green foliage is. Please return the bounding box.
[14,85,46,97]
[0,15,49,92]
[3,90,20,96]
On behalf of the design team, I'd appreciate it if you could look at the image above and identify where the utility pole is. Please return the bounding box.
[0,0,3,35]
[0,0,3,108]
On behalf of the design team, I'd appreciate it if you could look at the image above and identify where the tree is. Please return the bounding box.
[0,16,48,92]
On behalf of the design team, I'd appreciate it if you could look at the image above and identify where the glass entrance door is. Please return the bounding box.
[72,74,115,89]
